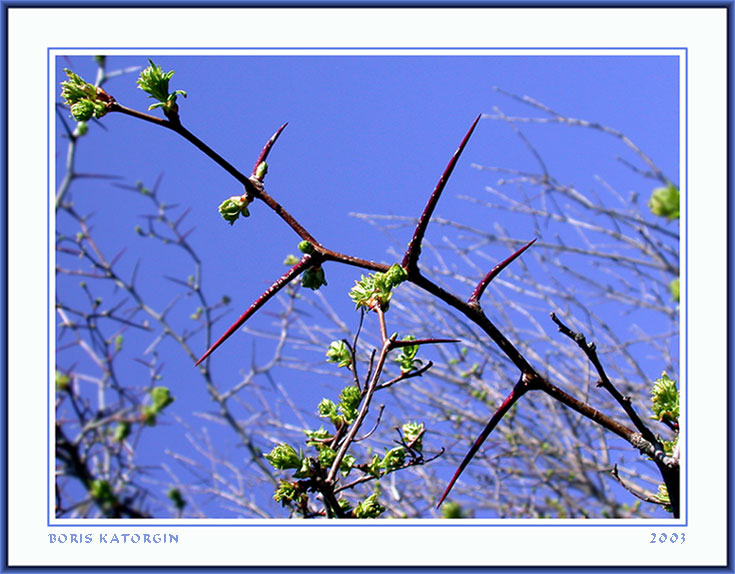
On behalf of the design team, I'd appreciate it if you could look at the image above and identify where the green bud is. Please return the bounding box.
[70,100,94,122]
[60,69,96,103]
[114,334,123,352]
[385,263,408,288]
[339,453,356,477]
[655,483,672,513]
[113,421,131,442]
[353,493,385,519]
[650,372,679,424]
[396,335,421,373]
[137,59,187,110]
[367,454,382,478]
[255,161,268,180]
[401,421,424,451]
[317,446,337,467]
[61,70,109,120]
[273,480,304,507]
[264,443,302,470]
[326,340,351,368]
[441,501,464,518]
[89,480,115,506]
[151,386,174,412]
[649,183,680,221]
[141,406,157,426]
[380,447,406,471]
[317,398,340,424]
[670,277,680,303]
[73,121,88,137]
[283,254,300,266]
[55,370,71,392]
[298,240,315,255]
[218,195,251,225]
[301,266,327,290]
[167,488,186,511]
[304,426,332,447]
[338,385,361,423]
[348,264,406,311]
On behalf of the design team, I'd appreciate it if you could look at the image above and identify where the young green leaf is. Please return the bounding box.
[338,385,361,423]
[264,443,302,471]
[137,59,187,112]
[650,372,679,424]
[353,493,385,518]
[326,340,351,368]
[151,386,174,412]
[348,263,407,311]
[218,195,251,225]
[649,183,680,221]
[396,335,421,373]
[402,421,425,451]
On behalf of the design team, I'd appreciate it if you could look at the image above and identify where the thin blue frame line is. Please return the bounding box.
[683,45,688,524]
[49,45,688,51]
[48,48,687,528]
[50,520,683,527]
[47,50,52,526]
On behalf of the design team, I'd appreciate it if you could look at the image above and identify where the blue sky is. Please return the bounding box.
[55,53,679,518]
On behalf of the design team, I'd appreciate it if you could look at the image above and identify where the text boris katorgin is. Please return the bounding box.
[48,532,179,544]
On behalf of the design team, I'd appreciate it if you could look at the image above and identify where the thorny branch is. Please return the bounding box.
[58,63,679,518]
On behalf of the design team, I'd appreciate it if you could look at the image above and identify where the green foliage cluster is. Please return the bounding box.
[60,69,109,121]
[141,386,175,426]
[650,372,679,425]
[648,182,680,221]
[395,335,421,373]
[218,195,252,225]
[649,372,679,513]
[264,378,428,517]
[325,340,351,368]
[349,263,408,311]
[136,59,187,113]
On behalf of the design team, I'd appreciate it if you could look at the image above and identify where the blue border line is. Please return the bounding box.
[1,1,8,571]
[49,45,688,51]
[683,42,689,524]
[47,47,52,532]
[48,47,687,529]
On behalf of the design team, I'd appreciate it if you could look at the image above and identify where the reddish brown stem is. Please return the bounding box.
[401,115,481,273]
[195,255,317,366]
[111,103,318,244]
[468,238,537,305]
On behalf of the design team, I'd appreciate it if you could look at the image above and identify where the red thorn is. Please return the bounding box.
[195,256,310,366]
[402,115,482,272]
[437,381,526,508]
[469,238,537,305]
[252,122,289,177]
